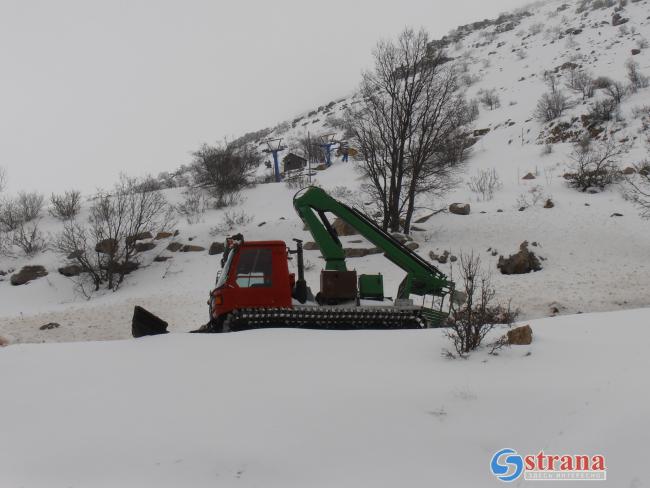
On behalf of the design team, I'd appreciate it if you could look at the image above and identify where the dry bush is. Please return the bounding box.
[284,173,310,190]
[565,138,630,191]
[16,192,44,222]
[605,81,627,104]
[55,176,174,292]
[49,190,82,220]
[516,184,548,209]
[588,98,619,123]
[535,91,572,122]
[626,59,649,91]
[12,220,46,256]
[211,210,253,235]
[566,68,595,99]
[467,168,503,201]
[444,253,518,357]
[176,189,209,224]
[478,88,501,110]
[0,198,23,232]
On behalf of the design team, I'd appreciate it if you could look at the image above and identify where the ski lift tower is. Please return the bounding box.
[318,133,338,168]
[262,138,287,183]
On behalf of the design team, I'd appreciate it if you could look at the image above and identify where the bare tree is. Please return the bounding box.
[535,91,572,122]
[605,80,627,104]
[190,141,261,208]
[444,253,517,357]
[478,88,501,110]
[566,68,595,99]
[566,137,630,191]
[626,59,649,91]
[49,190,82,220]
[467,168,503,201]
[12,220,46,256]
[55,176,174,292]
[346,27,473,233]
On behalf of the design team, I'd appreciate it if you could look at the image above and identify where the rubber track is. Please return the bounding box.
[226,307,427,331]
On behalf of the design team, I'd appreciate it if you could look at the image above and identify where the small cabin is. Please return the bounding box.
[283,153,307,173]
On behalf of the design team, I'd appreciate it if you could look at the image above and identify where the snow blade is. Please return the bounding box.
[132,306,169,338]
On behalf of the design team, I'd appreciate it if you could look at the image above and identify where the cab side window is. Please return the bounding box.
[235,249,273,288]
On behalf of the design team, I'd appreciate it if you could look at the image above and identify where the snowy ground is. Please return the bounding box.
[1,308,648,487]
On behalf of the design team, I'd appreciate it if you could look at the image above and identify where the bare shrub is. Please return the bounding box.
[0,167,6,194]
[625,161,650,218]
[0,198,23,232]
[211,210,253,235]
[541,144,554,155]
[626,59,649,91]
[190,142,261,208]
[55,176,174,292]
[12,220,46,256]
[516,185,548,209]
[478,88,501,110]
[284,173,310,190]
[566,68,595,99]
[588,98,619,123]
[637,38,649,50]
[535,91,572,122]
[467,168,503,201]
[605,81,627,104]
[592,76,613,90]
[176,189,209,224]
[49,190,82,220]
[16,192,44,222]
[565,138,631,191]
[444,253,518,357]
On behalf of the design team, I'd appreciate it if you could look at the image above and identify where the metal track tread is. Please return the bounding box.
[225,307,428,331]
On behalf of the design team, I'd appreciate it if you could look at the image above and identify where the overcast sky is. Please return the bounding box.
[0,0,530,194]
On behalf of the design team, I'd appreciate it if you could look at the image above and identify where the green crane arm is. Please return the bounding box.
[293,186,453,300]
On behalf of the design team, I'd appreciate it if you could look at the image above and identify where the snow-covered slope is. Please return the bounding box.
[3,0,650,345]
[1,308,648,487]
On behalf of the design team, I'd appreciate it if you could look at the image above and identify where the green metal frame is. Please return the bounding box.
[293,187,454,303]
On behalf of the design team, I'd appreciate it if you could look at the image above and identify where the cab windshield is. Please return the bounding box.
[215,249,235,289]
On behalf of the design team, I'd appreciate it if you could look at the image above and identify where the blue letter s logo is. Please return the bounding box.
[490,448,524,482]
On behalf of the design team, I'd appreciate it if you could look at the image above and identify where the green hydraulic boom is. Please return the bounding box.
[293,186,454,323]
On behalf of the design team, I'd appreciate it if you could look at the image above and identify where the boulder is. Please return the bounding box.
[611,213,623,217]
[507,325,533,345]
[406,242,420,251]
[95,238,118,255]
[303,241,320,251]
[40,322,61,331]
[449,203,470,216]
[429,250,450,264]
[332,218,358,236]
[155,231,174,240]
[209,242,225,255]
[166,242,183,252]
[391,232,412,244]
[257,222,266,227]
[114,261,139,275]
[58,264,82,277]
[622,167,636,175]
[11,266,48,286]
[0,336,9,347]
[181,245,206,253]
[544,199,555,209]
[497,241,542,275]
[522,172,536,180]
[135,242,156,253]
[153,255,172,262]
[126,231,153,245]
[632,48,641,55]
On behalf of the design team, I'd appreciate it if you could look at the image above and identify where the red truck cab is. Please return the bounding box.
[209,241,293,324]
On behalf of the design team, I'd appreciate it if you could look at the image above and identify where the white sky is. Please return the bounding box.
[0,0,531,194]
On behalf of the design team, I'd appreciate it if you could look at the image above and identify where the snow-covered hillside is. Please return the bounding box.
[2,0,650,346]
[1,308,648,487]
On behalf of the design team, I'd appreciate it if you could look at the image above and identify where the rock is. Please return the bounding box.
[344,248,369,258]
[622,167,636,175]
[209,242,225,255]
[332,218,358,236]
[497,209,503,213]
[153,255,172,262]
[473,128,491,137]
[410,225,426,232]
[135,242,156,253]
[450,255,458,262]
[391,232,412,243]
[166,242,183,252]
[406,242,420,251]
[182,245,206,253]
[429,250,450,264]
[449,203,470,216]
[40,322,60,331]
[257,222,266,227]
[507,325,533,345]
[611,213,623,217]
[522,172,536,180]
[11,266,48,286]
[497,241,542,275]
[117,261,139,275]
[0,336,9,347]
[366,247,383,255]
[544,199,555,209]
[155,231,174,240]
[452,290,468,306]
[58,264,82,277]
[95,238,118,255]
[126,231,153,245]
[632,48,641,55]
[303,241,320,251]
